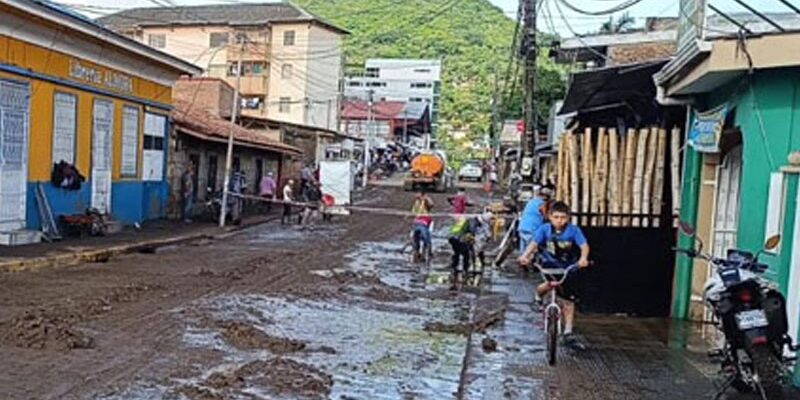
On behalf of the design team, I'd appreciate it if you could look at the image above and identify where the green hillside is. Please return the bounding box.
[294,0,566,152]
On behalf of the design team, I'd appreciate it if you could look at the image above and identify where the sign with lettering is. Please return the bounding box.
[69,60,133,94]
[689,104,727,153]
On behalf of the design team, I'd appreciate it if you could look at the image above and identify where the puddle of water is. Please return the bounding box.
[102,227,482,400]
[179,293,468,399]
[244,224,345,246]
[93,384,171,400]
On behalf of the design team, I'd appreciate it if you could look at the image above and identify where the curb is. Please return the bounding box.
[0,216,279,273]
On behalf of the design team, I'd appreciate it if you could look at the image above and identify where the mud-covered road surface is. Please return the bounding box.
[1,187,798,399]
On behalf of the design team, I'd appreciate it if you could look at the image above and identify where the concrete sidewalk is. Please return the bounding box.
[0,214,279,273]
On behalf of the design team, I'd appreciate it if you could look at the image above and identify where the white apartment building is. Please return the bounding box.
[344,59,442,133]
[98,3,347,130]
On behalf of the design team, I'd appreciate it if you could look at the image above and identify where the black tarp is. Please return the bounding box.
[559,60,669,126]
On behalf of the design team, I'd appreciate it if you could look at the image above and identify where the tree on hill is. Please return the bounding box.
[294,0,566,160]
[599,12,636,34]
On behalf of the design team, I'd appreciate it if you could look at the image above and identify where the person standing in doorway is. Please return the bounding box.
[181,162,196,223]
[282,179,295,225]
[259,172,277,213]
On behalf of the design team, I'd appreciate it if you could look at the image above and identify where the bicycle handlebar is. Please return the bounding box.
[538,264,580,286]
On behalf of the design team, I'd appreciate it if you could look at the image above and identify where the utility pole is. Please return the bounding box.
[521,0,537,182]
[403,110,408,144]
[362,89,374,188]
[220,33,245,228]
[336,53,345,134]
[490,64,500,163]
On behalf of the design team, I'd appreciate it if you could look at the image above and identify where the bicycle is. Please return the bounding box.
[536,262,579,366]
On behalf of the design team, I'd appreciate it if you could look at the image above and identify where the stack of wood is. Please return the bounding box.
[554,127,681,227]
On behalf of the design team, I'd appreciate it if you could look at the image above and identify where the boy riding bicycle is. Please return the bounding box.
[518,201,590,346]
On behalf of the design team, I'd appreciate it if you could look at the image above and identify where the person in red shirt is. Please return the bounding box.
[411,192,434,262]
[447,188,472,214]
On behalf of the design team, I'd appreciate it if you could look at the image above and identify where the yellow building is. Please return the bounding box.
[0,0,200,244]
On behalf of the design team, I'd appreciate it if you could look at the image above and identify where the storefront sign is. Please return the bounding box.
[69,60,133,94]
[689,104,727,153]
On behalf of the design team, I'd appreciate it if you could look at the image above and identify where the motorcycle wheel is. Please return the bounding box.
[750,345,785,400]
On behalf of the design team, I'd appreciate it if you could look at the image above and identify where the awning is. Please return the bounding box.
[559,60,669,116]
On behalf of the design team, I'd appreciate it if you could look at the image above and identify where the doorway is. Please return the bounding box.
[711,145,743,259]
[91,99,114,214]
[0,79,30,231]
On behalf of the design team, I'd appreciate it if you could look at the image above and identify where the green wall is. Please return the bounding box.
[732,70,799,288]
[674,69,800,317]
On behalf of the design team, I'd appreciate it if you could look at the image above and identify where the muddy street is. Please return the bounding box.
[0,187,793,400]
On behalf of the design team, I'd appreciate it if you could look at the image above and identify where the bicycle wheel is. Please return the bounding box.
[546,307,559,365]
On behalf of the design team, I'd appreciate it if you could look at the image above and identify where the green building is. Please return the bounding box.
[656,31,800,383]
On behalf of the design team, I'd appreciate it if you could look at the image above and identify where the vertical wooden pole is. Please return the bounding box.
[652,128,667,227]
[581,128,593,225]
[569,132,580,224]
[670,127,681,224]
[622,129,637,226]
[632,128,650,227]
[642,127,658,227]
[592,128,608,225]
[599,128,609,226]
[608,129,620,226]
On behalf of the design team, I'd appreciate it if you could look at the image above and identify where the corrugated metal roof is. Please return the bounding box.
[560,30,677,50]
[97,3,347,34]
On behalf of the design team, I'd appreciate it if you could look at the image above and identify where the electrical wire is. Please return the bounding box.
[556,0,647,17]
[551,0,613,63]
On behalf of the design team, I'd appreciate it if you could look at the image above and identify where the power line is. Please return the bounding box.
[556,0,647,16]
[551,0,612,62]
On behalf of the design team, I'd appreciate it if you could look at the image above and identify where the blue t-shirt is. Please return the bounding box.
[519,198,545,234]
[533,223,588,263]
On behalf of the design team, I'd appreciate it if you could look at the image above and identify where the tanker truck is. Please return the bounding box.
[403,150,452,192]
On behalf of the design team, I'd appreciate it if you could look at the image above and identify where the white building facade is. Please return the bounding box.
[344,59,442,133]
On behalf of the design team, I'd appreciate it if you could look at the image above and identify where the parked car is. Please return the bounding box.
[458,161,483,181]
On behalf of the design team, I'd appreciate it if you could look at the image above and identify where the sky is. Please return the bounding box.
[63,0,796,38]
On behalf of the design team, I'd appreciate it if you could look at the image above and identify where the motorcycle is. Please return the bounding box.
[202,187,232,222]
[675,221,795,400]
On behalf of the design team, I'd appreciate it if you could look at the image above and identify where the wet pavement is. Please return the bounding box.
[98,222,795,399]
[3,187,800,399]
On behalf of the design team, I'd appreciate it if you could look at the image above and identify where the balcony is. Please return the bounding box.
[225,76,269,96]
[227,42,270,61]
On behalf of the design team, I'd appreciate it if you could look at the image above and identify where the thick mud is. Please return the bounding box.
[1,187,789,400]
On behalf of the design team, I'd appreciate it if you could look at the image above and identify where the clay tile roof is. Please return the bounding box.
[171,99,302,155]
[341,100,407,120]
